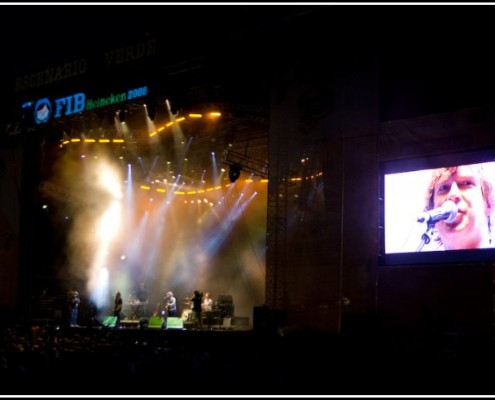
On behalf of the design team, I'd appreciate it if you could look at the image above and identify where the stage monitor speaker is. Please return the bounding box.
[148,316,164,329]
[166,317,184,330]
[102,316,117,328]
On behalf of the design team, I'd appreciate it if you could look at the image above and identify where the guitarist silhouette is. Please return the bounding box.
[163,291,177,317]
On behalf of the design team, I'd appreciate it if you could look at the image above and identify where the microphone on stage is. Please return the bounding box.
[417,200,458,225]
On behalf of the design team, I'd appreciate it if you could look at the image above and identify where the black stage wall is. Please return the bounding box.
[266,9,495,335]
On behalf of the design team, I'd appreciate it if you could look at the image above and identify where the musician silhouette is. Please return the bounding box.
[202,292,213,329]
[163,291,177,317]
[191,290,203,330]
[113,291,123,328]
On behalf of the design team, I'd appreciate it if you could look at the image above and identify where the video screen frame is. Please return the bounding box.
[379,147,495,266]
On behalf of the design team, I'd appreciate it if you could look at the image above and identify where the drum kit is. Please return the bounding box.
[180,296,224,328]
[181,297,192,321]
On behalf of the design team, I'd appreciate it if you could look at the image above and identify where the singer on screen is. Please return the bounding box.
[421,164,495,250]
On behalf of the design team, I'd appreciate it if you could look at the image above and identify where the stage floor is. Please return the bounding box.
[110,315,248,331]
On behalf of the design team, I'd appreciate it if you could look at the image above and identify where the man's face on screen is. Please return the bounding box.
[433,165,490,249]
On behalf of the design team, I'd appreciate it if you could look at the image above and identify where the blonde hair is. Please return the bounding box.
[423,164,495,245]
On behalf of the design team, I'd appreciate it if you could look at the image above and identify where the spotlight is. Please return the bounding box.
[118,109,127,123]
[166,98,180,115]
[229,165,241,183]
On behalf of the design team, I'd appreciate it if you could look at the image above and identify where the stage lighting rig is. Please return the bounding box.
[223,149,269,180]
[229,165,242,183]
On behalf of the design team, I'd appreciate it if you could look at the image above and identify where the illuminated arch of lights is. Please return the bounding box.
[58,111,222,148]
[57,109,268,197]
[139,178,267,199]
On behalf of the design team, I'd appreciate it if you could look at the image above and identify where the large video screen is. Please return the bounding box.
[380,148,495,265]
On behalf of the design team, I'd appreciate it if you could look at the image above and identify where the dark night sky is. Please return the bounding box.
[0,5,319,75]
[1,4,495,123]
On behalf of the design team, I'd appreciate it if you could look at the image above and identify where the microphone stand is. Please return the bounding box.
[416,201,457,252]
[416,222,435,252]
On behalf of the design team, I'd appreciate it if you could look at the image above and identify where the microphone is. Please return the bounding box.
[417,200,458,225]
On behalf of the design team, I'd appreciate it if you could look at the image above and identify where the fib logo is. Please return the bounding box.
[33,92,86,125]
